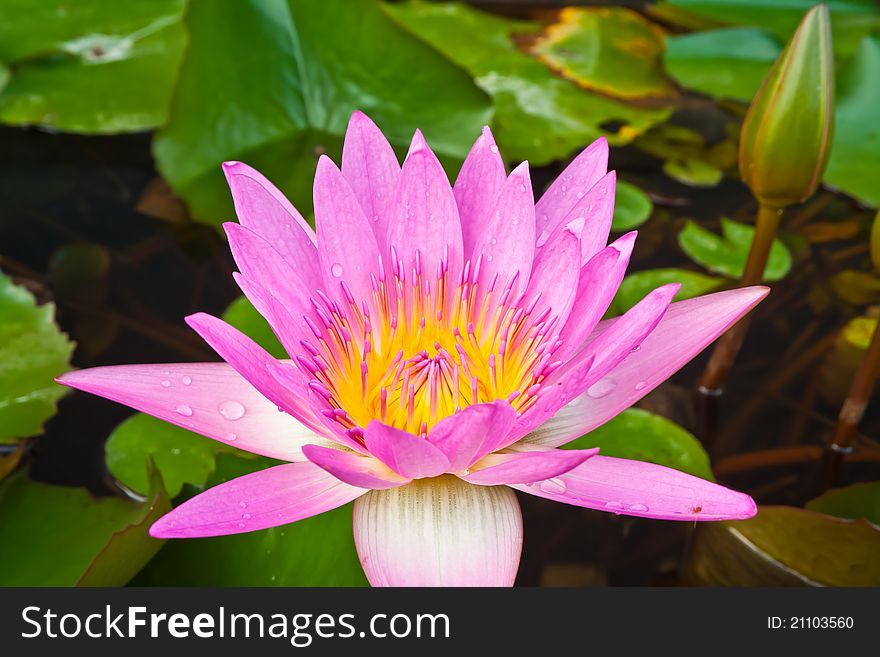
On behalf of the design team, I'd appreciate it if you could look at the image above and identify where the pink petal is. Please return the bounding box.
[454,126,507,256]
[461,448,598,485]
[184,312,328,437]
[386,144,463,281]
[564,171,617,265]
[222,162,322,288]
[341,111,400,247]
[302,444,410,490]
[363,421,450,479]
[512,455,757,521]
[56,363,328,462]
[524,217,582,329]
[535,138,608,245]
[469,161,536,296]
[224,222,313,351]
[526,286,769,447]
[426,400,518,471]
[352,477,522,586]
[150,461,366,538]
[314,155,381,302]
[556,231,636,361]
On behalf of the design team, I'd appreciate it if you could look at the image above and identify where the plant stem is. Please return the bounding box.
[699,203,783,395]
[824,314,880,486]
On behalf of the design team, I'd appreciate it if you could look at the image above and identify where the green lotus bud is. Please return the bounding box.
[739,4,835,209]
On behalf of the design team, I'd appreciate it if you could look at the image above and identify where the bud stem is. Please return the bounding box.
[699,203,782,395]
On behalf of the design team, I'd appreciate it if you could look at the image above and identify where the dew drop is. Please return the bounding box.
[226,433,238,442]
[242,513,252,520]
[238,522,246,528]
[605,501,624,514]
[629,503,649,512]
[239,501,248,508]
[536,229,552,248]
[219,400,246,421]
[331,263,344,278]
[586,378,616,399]
[490,238,497,245]
[171,448,181,456]
[489,144,499,154]
[160,379,171,388]
[174,405,193,417]
[181,375,192,386]
[634,381,647,391]
[539,478,567,495]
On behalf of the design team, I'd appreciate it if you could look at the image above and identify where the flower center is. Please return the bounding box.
[296,251,563,436]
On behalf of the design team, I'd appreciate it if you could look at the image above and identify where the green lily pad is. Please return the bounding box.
[0,0,186,133]
[0,271,74,444]
[664,27,781,102]
[612,180,654,231]
[824,35,880,209]
[662,158,723,187]
[0,469,166,586]
[154,0,491,227]
[686,505,880,586]
[677,218,792,281]
[563,408,714,480]
[105,413,251,499]
[133,453,368,586]
[531,7,676,100]
[608,268,725,316]
[384,1,671,165]
[222,295,286,360]
[656,0,880,59]
[807,482,880,527]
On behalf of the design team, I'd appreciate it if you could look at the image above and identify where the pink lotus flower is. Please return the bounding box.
[58,112,766,587]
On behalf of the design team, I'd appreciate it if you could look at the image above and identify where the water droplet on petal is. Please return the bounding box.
[174,405,193,417]
[181,375,192,386]
[634,381,647,391]
[226,433,238,442]
[536,229,551,248]
[489,144,499,154]
[242,513,252,519]
[239,501,247,508]
[629,503,649,512]
[490,238,497,245]
[539,478,567,495]
[219,400,246,421]
[160,380,171,388]
[587,378,616,399]
[331,263,344,278]
[605,501,624,512]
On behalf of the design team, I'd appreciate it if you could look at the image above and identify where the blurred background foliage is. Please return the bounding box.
[1,0,879,587]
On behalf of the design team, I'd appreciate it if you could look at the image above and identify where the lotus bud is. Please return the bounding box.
[739,4,835,209]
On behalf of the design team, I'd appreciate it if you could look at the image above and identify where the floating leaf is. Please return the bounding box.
[384,1,671,165]
[685,505,880,586]
[154,0,491,226]
[655,0,880,59]
[664,27,781,102]
[612,181,654,231]
[563,408,714,480]
[105,413,250,499]
[134,454,368,586]
[0,0,186,133]
[830,270,880,305]
[662,158,723,187]
[608,268,725,316]
[677,218,792,281]
[824,35,880,208]
[222,295,285,360]
[807,482,880,527]
[0,271,74,444]
[531,7,676,100]
[0,471,164,586]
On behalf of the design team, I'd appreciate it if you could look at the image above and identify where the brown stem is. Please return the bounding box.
[713,445,880,479]
[699,204,783,394]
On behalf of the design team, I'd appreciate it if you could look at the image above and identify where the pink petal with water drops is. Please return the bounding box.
[352,477,522,586]
[426,400,518,471]
[56,363,329,462]
[512,455,757,521]
[525,286,770,447]
[556,231,637,361]
[567,170,617,265]
[184,312,328,437]
[524,216,583,330]
[302,444,411,490]
[222,162,322,288]
[314,155,381,302]
[341,111,400,247]
[363,421,450,479]
[149,461,367,538]
[461,448,598,486]
[535,137,608,244]
[469,161,536,296]
[454,125,507,256]
[386,140,463,280]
